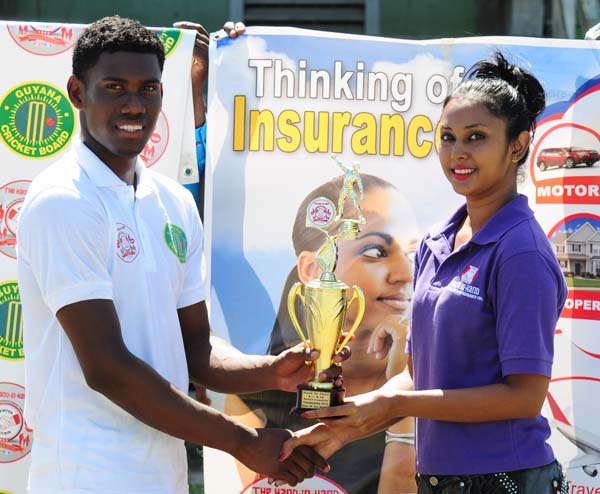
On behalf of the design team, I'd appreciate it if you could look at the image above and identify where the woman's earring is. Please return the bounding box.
[511,155,520,163]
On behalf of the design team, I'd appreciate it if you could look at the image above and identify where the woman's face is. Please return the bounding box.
[333,187,416,332]
[438,97,518,202]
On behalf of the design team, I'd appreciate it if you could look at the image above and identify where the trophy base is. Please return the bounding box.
[290,384,345,416]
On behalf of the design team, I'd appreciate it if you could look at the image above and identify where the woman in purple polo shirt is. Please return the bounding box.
[281,53,569,494]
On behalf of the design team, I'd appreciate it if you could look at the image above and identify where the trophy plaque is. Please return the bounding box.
[288,156,366,415]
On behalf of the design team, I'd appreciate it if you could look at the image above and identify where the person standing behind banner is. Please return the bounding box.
[16,16,340,494]
[280,52,570,494]
[173,20,245,407]
[173,20,245,216]
[226,174,418,493]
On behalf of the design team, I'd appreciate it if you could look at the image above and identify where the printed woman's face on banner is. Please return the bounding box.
[334,187,416,332]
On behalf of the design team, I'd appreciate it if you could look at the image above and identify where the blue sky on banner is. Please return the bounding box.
[217,32,600,109]
[210,31,600,354]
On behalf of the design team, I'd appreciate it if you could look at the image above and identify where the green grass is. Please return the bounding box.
[564,276,600,288]
[189,483,204,494]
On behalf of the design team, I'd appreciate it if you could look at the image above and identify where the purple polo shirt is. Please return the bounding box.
[407,194,567,475]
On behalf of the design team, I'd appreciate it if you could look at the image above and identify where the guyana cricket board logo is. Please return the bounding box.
[164,223,187,263]
[0,282,23,361]
[0,382,33,463]
[7,23,80,56]
[154,28,183,58]
[0,81,75,159]
[0,180,31,259]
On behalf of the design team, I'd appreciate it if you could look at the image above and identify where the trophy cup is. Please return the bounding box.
[288,156,366,415]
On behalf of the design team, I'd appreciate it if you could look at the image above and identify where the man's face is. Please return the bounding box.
[69,51,162,164]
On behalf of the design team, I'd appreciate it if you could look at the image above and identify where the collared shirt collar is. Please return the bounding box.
[425,194,533,262]
[471,194,533,245]
[73,140,154,196]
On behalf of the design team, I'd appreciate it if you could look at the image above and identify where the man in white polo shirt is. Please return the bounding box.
[17,16,332,494]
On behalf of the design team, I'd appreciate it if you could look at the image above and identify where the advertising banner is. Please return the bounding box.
[0,20,196,493]
[205,27,600,494]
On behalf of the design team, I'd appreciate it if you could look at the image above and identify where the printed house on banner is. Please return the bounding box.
[552,222,600,277]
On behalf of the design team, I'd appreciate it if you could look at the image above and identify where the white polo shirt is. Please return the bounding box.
[17,141,206,494]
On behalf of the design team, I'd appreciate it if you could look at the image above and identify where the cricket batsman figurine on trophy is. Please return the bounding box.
[288,155,366,415]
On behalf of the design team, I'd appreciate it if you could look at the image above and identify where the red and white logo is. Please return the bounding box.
[306,197,336,228]
[140,110,169,168]
[7,23,80,56]
[116,223,139,263]
[0,402,22,441]
[460,265,479,284]
[0,180,31,259]
[0,382,32,463]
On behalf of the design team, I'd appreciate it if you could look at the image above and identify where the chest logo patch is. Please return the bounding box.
[460,265,479,284]
[164,223,187,264]
[449,264,483,302]
[116,223,139,263]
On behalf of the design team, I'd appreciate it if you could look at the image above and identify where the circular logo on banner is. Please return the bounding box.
[140,110,169,168]
[241,474,347,494]
[306,197,336,228]
[0,382,32,463]
[7,23,80,56]
[0,281,24,361]
[154,28,183,58]
[0,81,76,159]
[116,223,139,263]
[0,180,31,259]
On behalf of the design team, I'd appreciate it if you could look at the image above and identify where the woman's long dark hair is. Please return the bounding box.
[267,174,395,355]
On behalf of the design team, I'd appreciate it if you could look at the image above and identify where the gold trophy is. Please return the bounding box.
[288,155,366,415]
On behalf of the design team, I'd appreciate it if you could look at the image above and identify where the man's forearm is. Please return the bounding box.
[89,349,256,457]
[189,335,278,394]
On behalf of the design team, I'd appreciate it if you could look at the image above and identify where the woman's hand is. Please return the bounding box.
[367,315,410,379]
[271,342,351,392]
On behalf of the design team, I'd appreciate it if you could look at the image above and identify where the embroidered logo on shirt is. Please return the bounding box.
[460,265,479,284]
[116,223,139,263]
[164,223,187,264]
[449,265,483,301]
[0,281,23,361]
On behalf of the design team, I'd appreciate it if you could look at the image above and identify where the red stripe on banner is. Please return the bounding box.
[546,392,571,426]
[550,376,600,383]
[574,343,600,360]
[561,290,600,321]
[535,176,600,204]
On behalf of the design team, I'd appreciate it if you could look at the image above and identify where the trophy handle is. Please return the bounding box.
[335,286,365,354]
[287,282,310,348]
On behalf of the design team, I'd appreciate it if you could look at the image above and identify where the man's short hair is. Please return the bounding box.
[72,15,165,80]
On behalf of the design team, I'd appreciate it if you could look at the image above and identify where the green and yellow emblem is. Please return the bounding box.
[156,28,183,58]
[164,223,187,263]
[0,81,75,159]
[0,281,23,361]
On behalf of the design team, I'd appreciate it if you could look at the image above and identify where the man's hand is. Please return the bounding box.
[271,342,351,392]
[173,21,246,127]
[237,428,329,486]
[279,388,402,464]
[280,423,347,462]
